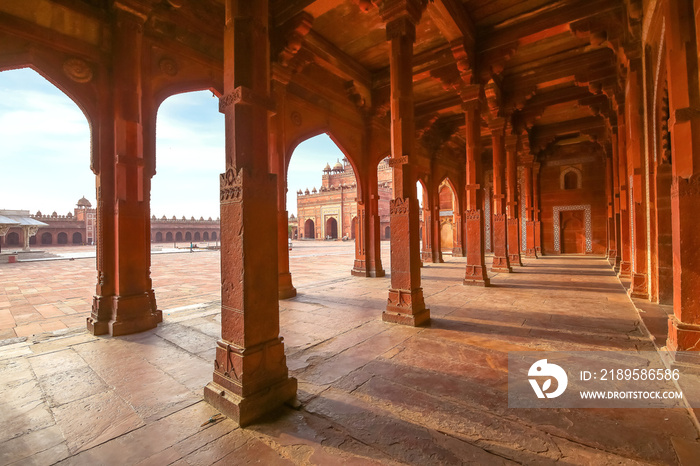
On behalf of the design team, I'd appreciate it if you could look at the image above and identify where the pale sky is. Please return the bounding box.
[0,68,346,219]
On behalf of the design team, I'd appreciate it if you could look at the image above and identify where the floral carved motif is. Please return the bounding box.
[220,167,244,204]
[63,58,93,83]
[389,198,410,215]
[159,57,178,76]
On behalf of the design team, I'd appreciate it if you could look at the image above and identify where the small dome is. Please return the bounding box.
[67,212,73,218]
[151,215,156,220]
[161,215,167,220]
[324,163,331,172]
[312,187,317,193]
[304,188,310,195]
[333,159,343,171]
[36,211,42,216]
[76,196,92,208]
[51,211,58,217]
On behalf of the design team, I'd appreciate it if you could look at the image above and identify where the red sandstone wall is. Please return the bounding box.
[539,143,607,255]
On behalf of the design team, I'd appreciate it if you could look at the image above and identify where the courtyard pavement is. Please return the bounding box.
[1,242,699,464]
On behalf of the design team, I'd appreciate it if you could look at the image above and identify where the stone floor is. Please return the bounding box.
[1,243,700,465]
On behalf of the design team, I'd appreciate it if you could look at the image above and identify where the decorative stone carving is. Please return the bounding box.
[290,111,302,126]
[220,167,243,204]
[219,87,275,113]
[671,173,700,199]
[159,57,178,76]
[387,155,408,167]
[552,204,592,252]
[63,58,93,83]
[389,198,409,215]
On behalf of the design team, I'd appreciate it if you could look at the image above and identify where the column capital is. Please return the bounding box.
[505,134,518,152]
[489,117,506,134]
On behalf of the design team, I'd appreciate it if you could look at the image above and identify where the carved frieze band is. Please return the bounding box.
[387,155,408,167]
[220,167,243,204]
[219,86,275,113]
[464,209,481,221]
[385,16,417,42]
[389,197,410,215]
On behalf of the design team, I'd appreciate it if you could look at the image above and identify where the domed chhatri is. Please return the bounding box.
[76,196,92,208]
[333,159,343,171]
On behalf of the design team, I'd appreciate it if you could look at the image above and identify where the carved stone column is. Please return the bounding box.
[523,161,537,258]
[88,3,161,337]
[366,165,385,277]
[617,107,632,278]
[270,79,296,299]
[532,162,542,255]
[352,197,368,276]
[421,187,432,261]
[429,174,443,264]
[452,210,463,256]
[505,135,522,266]
[490,119,512,272]
[609,127,622,270]
[664,0,700,353]
[462,91,490,285]
[626,55,648,299]
[381,1,429,326]
[203,0,296,426]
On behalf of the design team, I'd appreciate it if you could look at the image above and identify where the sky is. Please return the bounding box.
[0,68,347,219]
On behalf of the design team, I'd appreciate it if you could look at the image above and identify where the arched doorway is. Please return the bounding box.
[166,232,173,242]
[41,232,52,245]
[203,231,209,241]
[194,232,201,241]
[185,232,192,241]
[212,232,217,241]
[155,232,163,242]
[385,226,391,239]
[304,219,315,239]
[176,232,183,242]
[57,232,68,244]
[561,211,585,254]
[72,232,82,244]
[438,180,455,252]
[6,232,19,245]
[326,217,338,239]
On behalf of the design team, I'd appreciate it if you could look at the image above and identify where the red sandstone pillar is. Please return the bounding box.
[505,134,522,267]
[88,4,161,336]
[664,0,700,352]
[490,119,512,272]
[532,162,542,255]
[523,161,537,258]
[610,127,622,270]
[203,0,296,426]
[365,166,385,277]
[381,2,429,326]
[626,56,649,299]
[271,81,297,299]
[421,186,432,261]
[452,206,463,256]
[352,197,368,276]
[604,144,617,262]
[462,92,490,285]
[609,132,621,267]
[617,108,632,278]
[429,175,444,264]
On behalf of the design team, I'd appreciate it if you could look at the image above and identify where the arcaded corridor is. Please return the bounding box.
[2,246,697,464]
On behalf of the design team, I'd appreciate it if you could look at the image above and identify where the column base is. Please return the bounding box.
[525,248,538,258]
[204,376,297,428]
[666,316,700,352]
[384,288,430,326]
[87,292,161,336]
[607,249,617,263]
[508,253,523,267]
[368,266,385,277]
[463,265,490,286]
[629,272,648,299]
[618,261,632,278]
[278,272,297,299]
[452,247,463,257]
[491,256,512,273]
[421,251,432,262]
